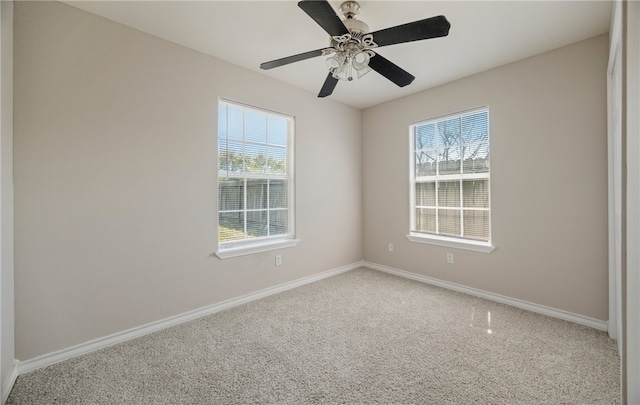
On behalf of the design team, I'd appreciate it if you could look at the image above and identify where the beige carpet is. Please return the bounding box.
[8,268,620,404]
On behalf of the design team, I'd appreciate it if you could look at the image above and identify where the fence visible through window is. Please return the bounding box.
[218,101,294,246]
[411,108,490,242]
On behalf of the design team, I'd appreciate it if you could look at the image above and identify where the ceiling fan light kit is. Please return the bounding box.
[260,0,450,98]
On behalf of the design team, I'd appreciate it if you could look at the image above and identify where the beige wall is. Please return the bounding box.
[13,1,362,360]
[362,35,609,321]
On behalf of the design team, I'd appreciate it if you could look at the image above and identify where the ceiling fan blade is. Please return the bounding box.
[370,15,451,47]
[260,49,326,70]
[368,53,415,87]
[318,73,339,98]
[298,0,349,37]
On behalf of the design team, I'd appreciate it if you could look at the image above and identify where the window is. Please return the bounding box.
[216,100,297,258]
[408,107,494,252]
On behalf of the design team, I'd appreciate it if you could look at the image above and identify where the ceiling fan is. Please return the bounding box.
[260,0,451,98]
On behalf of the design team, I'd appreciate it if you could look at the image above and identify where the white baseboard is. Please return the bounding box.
[364,261,608,331]
[17,261,364,375]
[15,260,605,381]
[2,360,18,405]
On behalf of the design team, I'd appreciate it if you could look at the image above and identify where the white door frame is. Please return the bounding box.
[625,1,640,402]
[607,0,623,350]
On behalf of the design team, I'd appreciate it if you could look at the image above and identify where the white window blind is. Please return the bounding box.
[218,100,294,249]
[410,108,491,242]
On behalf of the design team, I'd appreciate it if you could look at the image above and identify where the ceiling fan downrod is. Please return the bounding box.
[339,1,360,20]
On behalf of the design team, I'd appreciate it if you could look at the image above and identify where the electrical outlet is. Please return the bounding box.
[388,243,394,252]
[446,253,454,264]
[275,255,282,266]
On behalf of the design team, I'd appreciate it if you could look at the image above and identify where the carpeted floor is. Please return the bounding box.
[8,268,620,404]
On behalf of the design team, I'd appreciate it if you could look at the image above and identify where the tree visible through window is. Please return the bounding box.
[218,100,294,247]
[410,108,490,242]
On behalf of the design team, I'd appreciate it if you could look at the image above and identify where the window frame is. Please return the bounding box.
[216,99,299,259]
[407,107,495,253]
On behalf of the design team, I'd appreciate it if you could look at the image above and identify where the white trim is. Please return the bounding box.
[410,105,490,127]
[364,261,608,331]
[17,261,363,375]
[216,238,301,259]
[625,1,640,402]
[607,0,623,347]
[219,98,293,121]
[416,172,489,182]
[1,360,17,404]
[406,233,495,253]
[218,171,288,181]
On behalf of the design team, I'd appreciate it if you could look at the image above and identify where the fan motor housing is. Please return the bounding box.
[343,18,369,34]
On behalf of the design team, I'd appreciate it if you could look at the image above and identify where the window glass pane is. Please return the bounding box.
[219,211,244,242]
[226,141,244,173]
[218,103,227,139]
[246,211,268,238]
[270,209,288,236]
[219,178,244,211]
[228,105,243,141]
[218,139,229,171]
[268,146,287,175]
[415,123,436,150]
[438,181,460,207]
[437,145,461,175]
[268,116,288,146]
[415,208,436,233]
[438,209,461,236]
[437,117,461,175]
[416,150,436,176]
[244,143,266,174]
[415,182,435,207]
[463,210,490,241]
[269,180,288,209]
[246,179,267,210]
[461,110,489,144]
[463,179,489,208]
[462,142,489,174]
[245,110,267,144]
[438,116,461,148]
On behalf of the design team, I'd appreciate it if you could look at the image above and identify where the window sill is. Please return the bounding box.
[216,238,301,259]
[406,233,495,253]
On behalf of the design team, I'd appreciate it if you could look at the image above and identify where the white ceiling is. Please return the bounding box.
[63,1,612,109]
